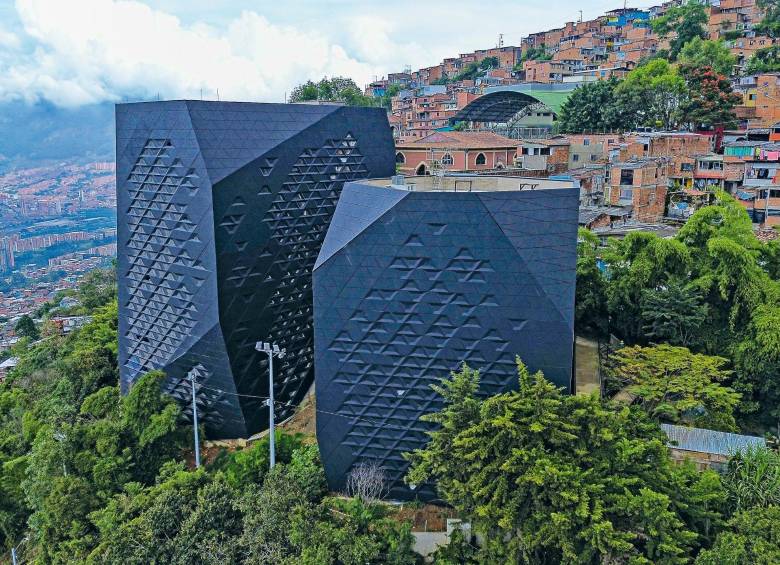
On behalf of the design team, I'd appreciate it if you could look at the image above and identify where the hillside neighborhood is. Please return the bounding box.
[356,0,780,238]
[3,0,780,563]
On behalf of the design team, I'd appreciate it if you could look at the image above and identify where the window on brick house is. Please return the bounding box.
[395,152,406,164]
[476,153,487,165]
[441,153,454,166]
[620,169,634,185]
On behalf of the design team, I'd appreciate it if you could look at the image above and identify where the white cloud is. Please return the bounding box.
[0,26,20,49]
[0,0,663,108]
[0,0,390,107]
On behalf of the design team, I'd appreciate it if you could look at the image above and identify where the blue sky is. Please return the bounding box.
[0,0,656,107]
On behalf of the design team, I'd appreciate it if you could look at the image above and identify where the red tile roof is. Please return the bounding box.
[400,131,519,149]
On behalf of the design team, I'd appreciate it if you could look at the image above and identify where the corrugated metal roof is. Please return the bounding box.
[661,423,766,457]
[0,357,19,369]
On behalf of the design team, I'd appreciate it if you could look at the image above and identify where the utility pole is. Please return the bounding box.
[188,367,201,468]
[255,341,286,468]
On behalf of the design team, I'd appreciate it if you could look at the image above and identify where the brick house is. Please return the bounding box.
[692,154,745,192]
[523,60,574,83]
[608,158,670,221]
[395,131,519,175]
[565,134,626,168]
[517,137,571,174]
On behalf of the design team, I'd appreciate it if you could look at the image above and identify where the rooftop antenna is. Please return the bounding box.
[216,88,220,101]
[579,10,583,22]
[498,33,504,48]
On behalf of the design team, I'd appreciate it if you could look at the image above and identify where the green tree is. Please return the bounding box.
[407,361,710,564]
[759,237,780,279]
[734,304,780,428]
[608,344,740,430]
[678,65,742,129]
[616,59,686,129]
[429,525,478,564]
[558,78,628,133]
[479,56,500,70]
[239,465,315,563]
[518,45,552,65]
[722,445,780,513]
[378,83,402,111]
[575,228,609,337]
[218,431,305,490]
[78,267,117,311]
[679,38,737,76]
[640,280,708,348]
[695,506,780,564]
[603,231,691,344]
[288,77,376,107]
[289,80,319,102]
[755,0,780,38]
[652,1,709,60]
[745,44,780,73]
[14,314,39,341]
[445,56,505,83]
[675,194,776,357]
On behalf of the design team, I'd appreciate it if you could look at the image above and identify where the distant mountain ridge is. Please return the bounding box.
[0,101,115,170]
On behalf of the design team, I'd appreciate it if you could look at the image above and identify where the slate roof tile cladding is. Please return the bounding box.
[116,100,395,439]
[314,176,579,500]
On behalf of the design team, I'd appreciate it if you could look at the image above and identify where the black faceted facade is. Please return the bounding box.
[116,101,395,439]
[313,180,579,499]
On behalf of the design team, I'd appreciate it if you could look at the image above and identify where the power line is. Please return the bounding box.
[195,383,419,430]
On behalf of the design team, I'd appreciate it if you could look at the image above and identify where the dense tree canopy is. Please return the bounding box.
[745,45,780,74]
[407,361,724,564]
[651,1,709,60]
[678,38,736,76]
[755,0,780,38]
[617,59,687,129]
[558,31,743,133]
[288,77,376,107]
[558,79,627,133]
[13,314,39,341]
[0,268,419,563]
[579,194,780,430]
[608,345,740,431]
[678,65,742,129]
[695,506,780,564]
[575,228,609,337]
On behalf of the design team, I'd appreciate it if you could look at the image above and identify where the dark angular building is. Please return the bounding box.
[116,100,395,439]
[313,176,579,500]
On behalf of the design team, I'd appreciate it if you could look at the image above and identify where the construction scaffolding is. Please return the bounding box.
[427,146,455,190]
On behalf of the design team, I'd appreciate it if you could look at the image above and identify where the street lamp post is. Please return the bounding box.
[11,536,28,565]
[188,367,201,468]
[255,341,286,468]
